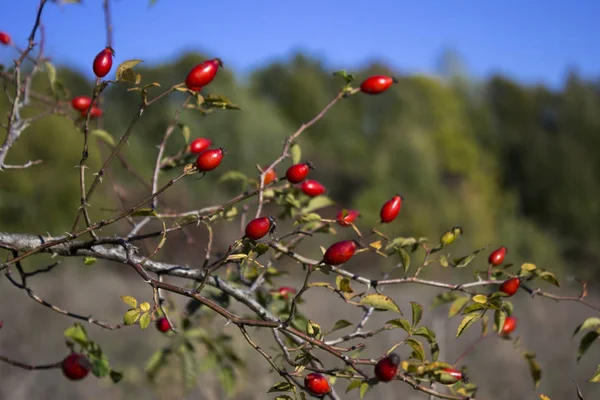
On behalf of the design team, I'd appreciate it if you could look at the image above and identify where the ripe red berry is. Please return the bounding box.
[61,353,91,381]
[336,209,359,227]
[189,138,212,154]
[374,353,400,382]
[262,167,277,185]
[92,47,114,78]
[437,368,465,385]
[245,216,275,240]
[81,106,103,119]
[360,75,397,95]
[188,85,202,92]
[71,96,93,112]
[488,246,507,266]
[277,286,297,300]
[286,162,313,184]
[499,277,520,297]
[380,195,403,223]
[301,180,326,197]
[195,147,226,172]
[0,32,11,45]
[156,317,171,333]
[323,240,357,266]
[304,373,331,396]
[185,58,223,89]
[501,316,517,336]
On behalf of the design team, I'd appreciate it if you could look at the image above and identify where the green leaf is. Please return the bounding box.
[44,62,57,93]
[219,170,248,183]
[203,94,241,110]
[83,256,97,266]
[290,143,301,164]
[297,213,322,224]
[64,323,88,346]
[386,318,412,334]
[520,263,537,272]
[431,292,459,309]
[336,276,353,293]
[145,348,169,380]
[524,352,542,389]
[274,396,293,400]
[462,303,487,315]
[359,381,370,399]
[448,296,470,318]
[413,326,439,360]
[120,295,137,308]
[268,381,294,393]
[116,59,143,82]
[139,313,151,330]
[588,364,600,383]
[346,379,363,393]
[405,338,425,361]
[359,294,402,314]
[330,319,353,333]
[452,247,487,268]
[574,317,600,336]
[123,309,140,325]
[539,271,560,287]
[131,208,158,217]
[91,357,110,378]
[457,314,480,338]
[410,301,423,328]
[333,69,355,84]
[109,370,124,383]
[494,309,506,334]
[396,247,411,273]
[179,124,191,144]
[91,129,116,146]
[302,196,335,214]
[577,330,599,362]
[307,320,322,339]
[217,365,237,396]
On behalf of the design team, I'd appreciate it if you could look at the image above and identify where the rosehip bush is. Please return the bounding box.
[0,2,599,400]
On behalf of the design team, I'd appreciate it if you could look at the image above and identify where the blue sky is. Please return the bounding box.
[2,0,599,88]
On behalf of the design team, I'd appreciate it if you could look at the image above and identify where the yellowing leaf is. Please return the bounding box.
[521,263,537,272]
[116,59,143,82]
[139,313,151,330]
[472,294,488,304]
[539,394,551,400]
[139,302,151,312]
[226,254,248,261]
[457,313,480,338]
[369,241,382,250]
[121,295,137,308]
[359,294,402,314]
[91,129,116,146]
[123,309,140,325]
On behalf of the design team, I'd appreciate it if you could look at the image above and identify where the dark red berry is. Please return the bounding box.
[301,179,326,197]
[499,277,520,297]
[245,216,274,240]
[488,246,507,266]
[437,368,465,385]
[189,138,212,154]
[156,317,171,333]
[380,195,403,223]
[0,32,11,45]
[196,147,226,172]
[336,209,359,227]
[61,353,91,381]
[501,316,517,336]
[71,96,93,112]
[93,47,114,78]
[304,373,331,396]
[360,75,397,95]
[277,286,297,300]
[286,162,313,184]
[188,85,202,92]
[374,353,400,382]
[262,167,277,185]
[323,240,357,265]
[185,58,223,89]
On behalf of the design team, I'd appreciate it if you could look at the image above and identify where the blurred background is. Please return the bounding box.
[1,0,600,399]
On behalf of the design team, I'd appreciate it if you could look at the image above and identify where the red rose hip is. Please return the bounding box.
[374,353,400,382]
[185,58,223,89]
[301,180,326,197]
[499,277,520,297]
[304,373,331,396]
[488,246,507,266]
[0,32,11,45]
[380,195,403,223]
[245,216,275,240]
[336,209,359,227]
[61,353,91,381]
[93,47,114,78]
[285,162,313,183]
[501,316,517,336]
[82,106,103,119]
[323,240,357,265]
[360,75,397,95]
[71,96,93,112]
[436,368,466,385]
[196,147,226,172]
[277,286,297,300]
[189,138,212,154]
[156,317,171,333]
[262,167,277,185]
